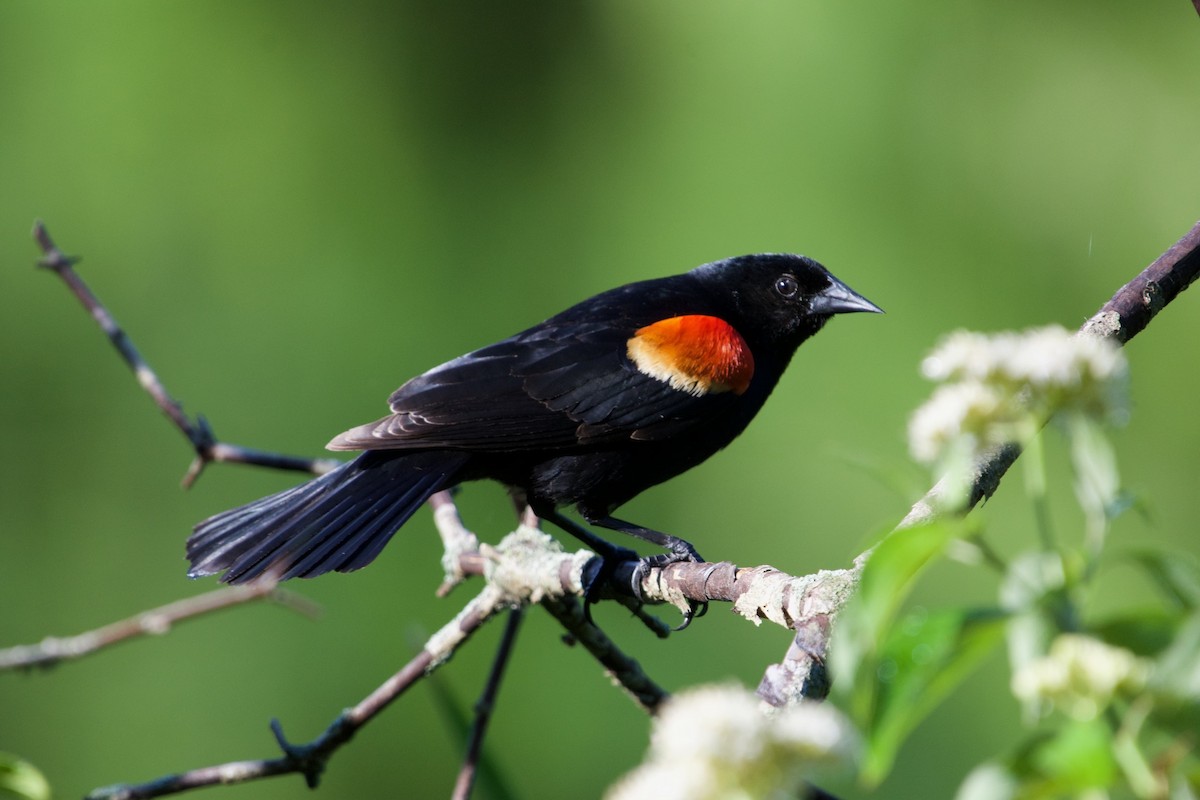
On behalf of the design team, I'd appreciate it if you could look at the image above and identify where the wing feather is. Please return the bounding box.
[328,308,743,452]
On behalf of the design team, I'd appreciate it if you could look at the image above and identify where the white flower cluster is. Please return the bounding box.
[607,684,858,800]
[909,326,1128,465]
[1010,634,1148,720]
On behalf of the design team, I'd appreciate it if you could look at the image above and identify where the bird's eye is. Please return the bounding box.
[774,275,799,298]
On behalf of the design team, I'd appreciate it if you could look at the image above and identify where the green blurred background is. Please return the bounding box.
[1,3,1197,798]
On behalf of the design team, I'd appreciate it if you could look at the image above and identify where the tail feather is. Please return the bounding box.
[321,478,442,574]
[225,477,375,581]
[187,451,469,584]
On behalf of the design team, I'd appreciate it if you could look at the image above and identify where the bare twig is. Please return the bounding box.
[87,568,520,799]
[32,220,341,487]
[541,596,669,713]
[756,219,1200,707]
[452,607,524,800]
[79,528,610,799]
[0,581,317,672]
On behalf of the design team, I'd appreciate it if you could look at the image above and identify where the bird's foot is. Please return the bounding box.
[544,509,708,629]
[628,538,709,631]
[579,541,641,625]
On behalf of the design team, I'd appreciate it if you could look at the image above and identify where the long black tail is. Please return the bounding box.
[187,450,469,584]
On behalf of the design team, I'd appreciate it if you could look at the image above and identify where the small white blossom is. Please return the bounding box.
[607,761,719,800]
[920,330,1000,383]
[921,327,1126,401]
[649,684,768,769]
[607,684,858,800]
[1010,634,1148,720]
[909,326,1128,467]
[955,762,1019,800]
[908,382,1010,464]
[771,701,860,764]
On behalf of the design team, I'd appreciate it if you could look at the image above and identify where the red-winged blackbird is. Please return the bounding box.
[187,254,880,591]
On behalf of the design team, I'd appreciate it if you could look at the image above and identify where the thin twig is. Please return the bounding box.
[0,581,317,672]
[86,579,511,799]
[452,607,525,800]
[81,529,598,799]
[32,220,341,487]
[756,219,1200,707]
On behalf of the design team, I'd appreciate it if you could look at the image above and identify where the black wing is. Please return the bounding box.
[327,318,741,452]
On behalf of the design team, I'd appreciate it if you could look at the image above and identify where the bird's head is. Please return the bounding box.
[691,253,882,352]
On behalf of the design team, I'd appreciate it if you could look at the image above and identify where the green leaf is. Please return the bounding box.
[844,519,972,647]
[860,607,1008,785]
[1064,412,1120,527]
[1092,608,1182,657]
[1120,549,1200,611]
[831,519,972,719]
[1145,611,1200,737]
[0,753,51,800]
[1011,720,1117,795]
[1152,612,1200,701]
[1112,699,1161,800]
[1000,551,1074,720]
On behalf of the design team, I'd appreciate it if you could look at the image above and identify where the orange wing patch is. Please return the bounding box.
[626,315,754,396]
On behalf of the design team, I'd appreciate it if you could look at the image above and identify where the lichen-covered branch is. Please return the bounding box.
[29,219,1200,798]
[756,219,1200,708]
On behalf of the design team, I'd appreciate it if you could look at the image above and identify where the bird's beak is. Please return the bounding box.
[810,277,884,316]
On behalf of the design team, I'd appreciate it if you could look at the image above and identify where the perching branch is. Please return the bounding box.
[32,220,341,487]
[0,581,318,672]
[18,225,680,797]
[756,219,1200,708]
[28,219,1200,798]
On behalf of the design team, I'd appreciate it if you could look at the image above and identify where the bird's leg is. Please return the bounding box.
[587,515,704,563]
[585,514,709,629]
[535,508,639,624]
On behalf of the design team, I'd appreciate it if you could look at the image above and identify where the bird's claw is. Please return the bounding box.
[628,544,708,631]
[580,536,708,631]
[675,600,708,631]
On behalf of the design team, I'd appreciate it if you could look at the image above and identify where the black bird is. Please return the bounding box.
[187,254,881,602]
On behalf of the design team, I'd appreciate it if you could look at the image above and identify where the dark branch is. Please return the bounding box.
[452,608,524,800]
[32,220,341,487]
[1081,219,1200,344]
[758,218,1200,707]
[541,596,669,713]
[86,578,507,799]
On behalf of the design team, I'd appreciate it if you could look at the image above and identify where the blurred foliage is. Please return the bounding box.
[832,414,1200,797]
[1,3,1198,799]
[0,753,50,800]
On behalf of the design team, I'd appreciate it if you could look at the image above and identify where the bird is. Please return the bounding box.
[187,253,881,612]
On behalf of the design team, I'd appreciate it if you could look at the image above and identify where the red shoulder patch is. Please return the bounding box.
[626,315,754,396]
